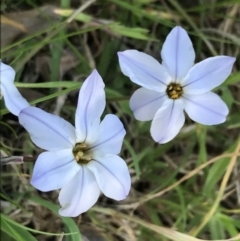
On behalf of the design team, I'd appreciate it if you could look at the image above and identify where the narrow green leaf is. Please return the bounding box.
[1,214,73,236]
[1,215,37,241]
[224,71,240,86]
[30,196,82,241]
[203,138,240,194]
[124,139,141,178]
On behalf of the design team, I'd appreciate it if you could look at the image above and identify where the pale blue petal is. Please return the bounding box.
[0,61,15,84]
[87,155,131,201]
[182,56,236,94]
[75,69,105,144]
[161,26,195,81]
[19,107,76,151]
[90,114,126,156]
[0,61,29,116]
[59,166,100,217]
[118,50,171,91]
[183,92,229,125]
[31,149,80,192]
[150,99,185,143]
[130,87,168,121]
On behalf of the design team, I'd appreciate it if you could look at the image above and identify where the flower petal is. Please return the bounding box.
[75,69,106,144]
[182,92,228,125]
[150,99,185,143]
[31,149,80,192]
[118,50,171,91]
[130,87,168,121]
[90,114,126,156]
[0,61,15,84]
[59,166,100,217]
[181,56,236,94]
[19,106,76,151]
[161,26,195,81]
[87,155,130,201]
[0,61,29,116]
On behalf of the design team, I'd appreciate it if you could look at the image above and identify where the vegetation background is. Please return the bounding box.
[1,0,240,240]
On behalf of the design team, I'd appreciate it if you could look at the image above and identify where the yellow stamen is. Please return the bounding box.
[166,83,183,99]
[72,143,92,164]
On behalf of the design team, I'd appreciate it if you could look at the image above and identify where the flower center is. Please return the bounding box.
[166,83,183,99]
[72,143,92,164]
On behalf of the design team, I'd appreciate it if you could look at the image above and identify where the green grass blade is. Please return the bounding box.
[30,196,82,241]
[1,215,37,241]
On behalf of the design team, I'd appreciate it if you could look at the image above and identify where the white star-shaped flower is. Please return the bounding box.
[118,26,236,143]
[19,70,131,217]
[0,61,29,115]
